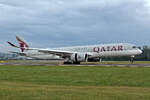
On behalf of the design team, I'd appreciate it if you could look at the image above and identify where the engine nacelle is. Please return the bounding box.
[70,53,88,62]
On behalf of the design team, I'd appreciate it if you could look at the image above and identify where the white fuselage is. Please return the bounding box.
[24,43,142,59]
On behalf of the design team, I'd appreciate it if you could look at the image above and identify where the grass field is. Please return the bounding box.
[0,65,150,100]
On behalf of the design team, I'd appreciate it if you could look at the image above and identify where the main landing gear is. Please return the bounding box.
[64,62,73,64]
[64,61,80,64]
[73,62,80,64]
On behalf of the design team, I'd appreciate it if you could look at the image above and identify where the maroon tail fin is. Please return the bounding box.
[16,36,29,52]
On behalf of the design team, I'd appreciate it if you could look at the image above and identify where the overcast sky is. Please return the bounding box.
[0,0,150,52]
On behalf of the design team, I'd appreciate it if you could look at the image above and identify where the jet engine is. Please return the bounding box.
[70,53,88,62]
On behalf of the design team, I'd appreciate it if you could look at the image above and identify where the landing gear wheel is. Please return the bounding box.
[130,56,135,63]
[64,62,73,64]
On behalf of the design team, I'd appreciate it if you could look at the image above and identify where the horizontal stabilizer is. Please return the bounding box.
[7,41,19,48]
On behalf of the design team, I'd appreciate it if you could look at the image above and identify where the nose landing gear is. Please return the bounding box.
[130,56,135,63]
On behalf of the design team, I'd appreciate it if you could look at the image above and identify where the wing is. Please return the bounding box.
[27,48,93,58]
[37,49,74,57]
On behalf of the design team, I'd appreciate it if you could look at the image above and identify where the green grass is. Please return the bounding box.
[0,65,150,100]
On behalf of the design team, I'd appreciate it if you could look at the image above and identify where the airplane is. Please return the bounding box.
[7,36,142,64]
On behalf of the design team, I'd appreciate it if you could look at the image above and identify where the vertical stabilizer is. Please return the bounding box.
[16,36,29,52]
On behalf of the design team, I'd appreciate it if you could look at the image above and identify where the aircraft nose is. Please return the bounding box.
[138,49,143,54]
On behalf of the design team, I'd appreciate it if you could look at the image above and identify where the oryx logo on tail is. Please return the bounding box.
[16,36,29,52]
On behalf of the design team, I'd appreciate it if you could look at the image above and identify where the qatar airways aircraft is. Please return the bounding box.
[8,36,142,64]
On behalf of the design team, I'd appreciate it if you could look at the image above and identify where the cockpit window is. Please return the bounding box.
[132,46,136,48]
